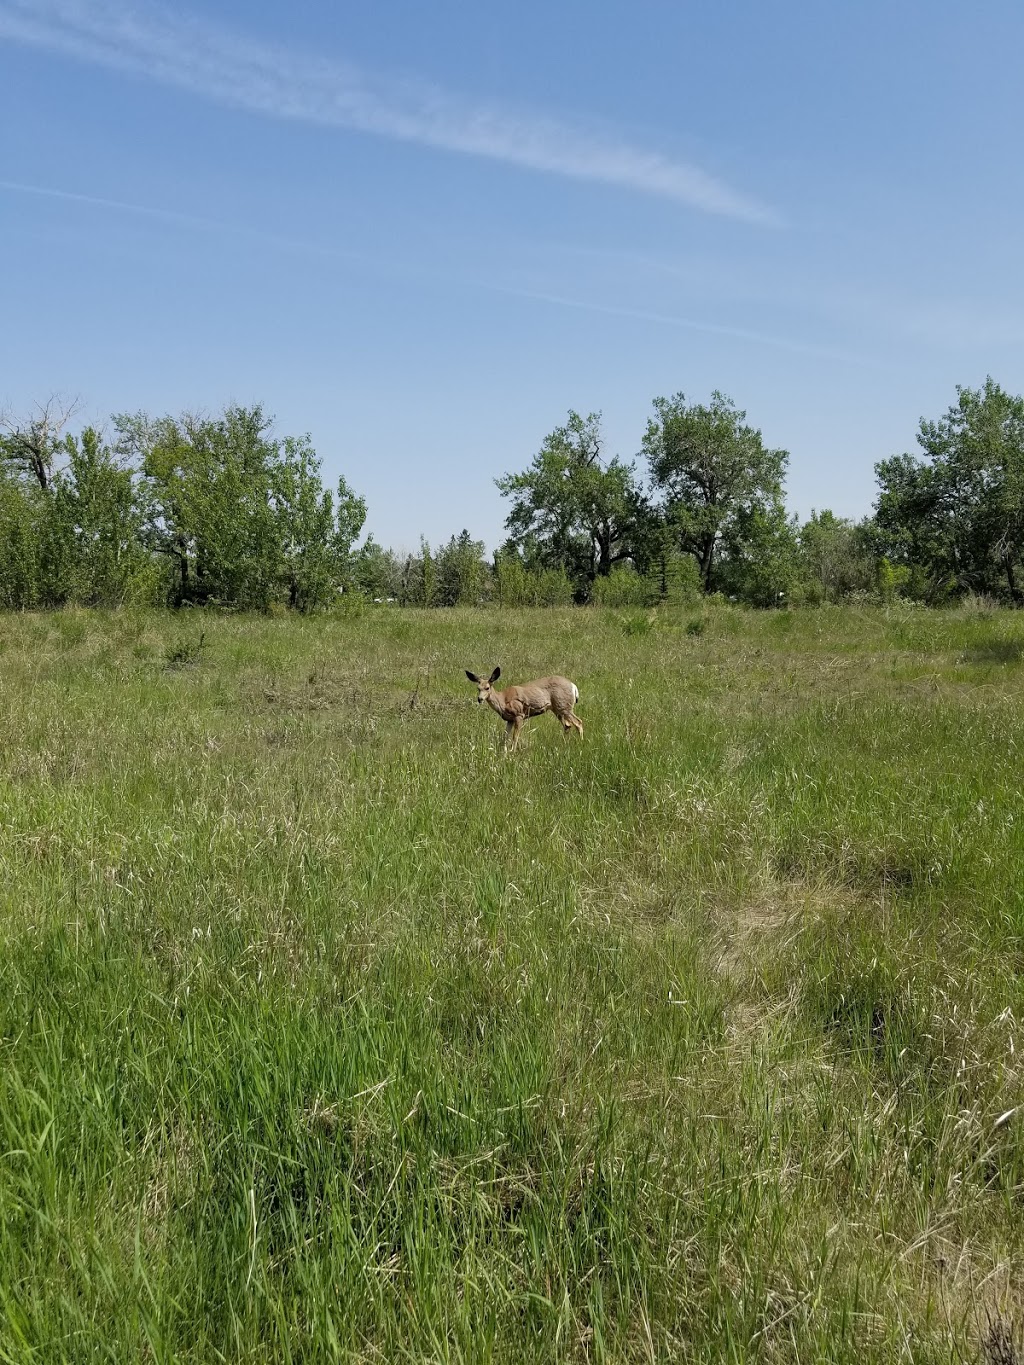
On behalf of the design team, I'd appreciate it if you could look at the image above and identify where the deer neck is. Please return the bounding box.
[486,689,508,718]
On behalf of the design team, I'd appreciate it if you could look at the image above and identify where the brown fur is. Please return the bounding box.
[465,667,583,751]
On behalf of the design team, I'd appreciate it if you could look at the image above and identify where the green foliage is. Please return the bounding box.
[876,556,909,605]
[420,538,436,607]
[497,411,649,597]
[0,470,43,608]
[0,427,160,609]
[434,530,488,606]
[874,378,1024,602]
[590,563,660,607]
[644,541,703,605]
[644,391,789,593]
[716,504,803,607]
[799,510,876,603]
[117,405,285,609]
[50,428,160,606]
[107,406,367,611]
[7,377,1024,621]
[0,397,77,492]
[353,536,402,601]
[272,438,366,611]
[493,545,532,606]
[493,547,574,606]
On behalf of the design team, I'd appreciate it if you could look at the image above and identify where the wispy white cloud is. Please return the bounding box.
[0,0,776,223]
[529,242,1024,351]
[488,285,868,363]
[2,177,848,360]
[0,176,383,263]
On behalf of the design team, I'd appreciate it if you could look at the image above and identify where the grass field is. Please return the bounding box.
[1,602,1023,1363]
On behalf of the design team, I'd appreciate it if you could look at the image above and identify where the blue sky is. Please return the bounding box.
[2,0,1023,551]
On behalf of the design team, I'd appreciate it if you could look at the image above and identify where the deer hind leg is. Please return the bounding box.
[569,711,584,738]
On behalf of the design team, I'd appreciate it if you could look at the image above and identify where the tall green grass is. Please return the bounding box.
[0,603,1022,1361]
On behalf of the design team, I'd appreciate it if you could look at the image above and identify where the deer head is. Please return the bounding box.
[465,667,500,705]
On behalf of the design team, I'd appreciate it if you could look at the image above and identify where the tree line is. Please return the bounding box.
[2,378,1022,611]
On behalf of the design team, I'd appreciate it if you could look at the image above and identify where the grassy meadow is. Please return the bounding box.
[1,602,1023,1362]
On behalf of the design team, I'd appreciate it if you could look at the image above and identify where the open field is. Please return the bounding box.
[1,603,1023,1362]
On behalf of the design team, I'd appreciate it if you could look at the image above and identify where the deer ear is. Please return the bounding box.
[489,667,501,683]
[465,670,479,683]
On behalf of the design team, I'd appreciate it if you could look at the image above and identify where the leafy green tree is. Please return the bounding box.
[272,438,366,611]
[874,379,1024,601]
[397,540,437,606]
[497,411,648,597]
[643,391,788,593]
[716,505,802,607]
[49,428,157,606]
[798,510,875,602]
[492,545,532,607]
[353,537,402,600]
[420,539,436,607]
[639,524,703,604]
[0,468,42,608]
[272,436,335,611]
[1,397,78,491]
[435,530,488,606]
[117,405,284,608]
[332,476,367,574]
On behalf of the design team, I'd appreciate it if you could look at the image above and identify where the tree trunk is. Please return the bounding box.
[1006,556,1022,606]
[700,536,715,591]
[30,449,49,491]
[596,528,613,576]
[177,546,189,606]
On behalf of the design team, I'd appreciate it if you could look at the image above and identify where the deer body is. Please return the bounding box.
[465,668,583,750]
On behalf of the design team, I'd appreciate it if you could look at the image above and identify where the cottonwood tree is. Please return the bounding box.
[716,504,803,606]
[272,436,366,610]
[0,412,154,607]
[643,391,789,593]
[497,411,648,597]
[353,537,402,600]
[798,510,876,602]
[435,530,489,606]
[48,428,155,606]
[0,467,42,607]
[116,405,282,608]
[0,396,79,491]
[874,378,1024,602]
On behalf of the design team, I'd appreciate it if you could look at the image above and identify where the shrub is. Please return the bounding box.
[591,565,660,607]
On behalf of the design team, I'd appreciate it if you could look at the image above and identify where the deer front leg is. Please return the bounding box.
[510,715,525,751]
[504,719,516,750]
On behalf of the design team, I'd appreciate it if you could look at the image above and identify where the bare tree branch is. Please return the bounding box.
[0,394,82,490]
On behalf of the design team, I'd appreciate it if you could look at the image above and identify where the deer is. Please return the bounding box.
[465,667,583,751]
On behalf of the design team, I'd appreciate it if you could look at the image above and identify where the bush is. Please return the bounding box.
[591,565,660,607]
[493,555,574,607]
